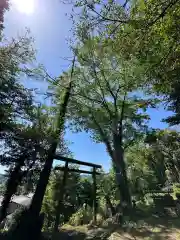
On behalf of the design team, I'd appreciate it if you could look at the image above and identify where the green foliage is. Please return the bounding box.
[42,167,88,230]
[0,31,41,223]
[0,0,9,31]
[126,143,158,199]
[0,33,35,142]
[68,206,93,226]
[76,177,94,208]
[52,0,180,209]
[1,0,180,231]
[42,167,119,229]
[126,0,180,125]
[147,130,180,184]
[6,206,28,231]
[125,129,180,200]
[173,183,180,199]
[97,168,119,206]
[74,0,180,126]
[51,10,159,206]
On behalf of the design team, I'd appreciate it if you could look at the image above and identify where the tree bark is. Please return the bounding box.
[53,160,69,232]
[12,59,76,240]
[113,135,132,210]
[104,194,115,216]
[0,155,25,223]
[113,160,132,208]
[29,58,75,220]
[29,144,56,216]
[149,157,166,187]
[168,160,180,183]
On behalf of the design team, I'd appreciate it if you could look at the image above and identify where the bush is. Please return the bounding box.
[68,206,93,226]
[173,183,180,199]
[96,213,104,225]
[5,206,27,231]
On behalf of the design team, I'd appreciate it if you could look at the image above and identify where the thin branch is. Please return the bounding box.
[43,69,56,82]
[72,92,103,105]
[123,0,129,8]
[124,138,136,150]
[87,0,179,34]
[81,70,112,113]
[119,93,127,142]
[88,107,114,159]
[109,23,121,36]
[100,68,116,101]
[91,63,113,118]
[87,4,129,24]
[148,0,179,26]
[99,68,122,120]
[115,84,122,101]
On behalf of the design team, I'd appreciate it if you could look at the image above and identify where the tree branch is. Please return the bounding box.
[91,63,113,118]
[72,91,103,105]
[123,0,129,8]
[100,68,120,121]
[88,107,114,159]
[148,0,179,26]
[124,138,136,150]
[87,4,129,24]
[118,93,127,142]
[100,68,117,101]
[80,70,113,115]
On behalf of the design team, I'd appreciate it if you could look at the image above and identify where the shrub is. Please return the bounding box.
[68,206,93,226]
[96,213,104,225]
[5,206,27,231]
[173,183,180,199]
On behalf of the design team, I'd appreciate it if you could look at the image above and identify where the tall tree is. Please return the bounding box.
[29,57,75,219]
[10,58,76,240]
[145,129,180,184]
[130,0,180,125]
[73,0,180,125]
[0,0,9,31]
[0,33,38,223]
[126,142,162,199]
[52,35,157,209]
[0,33,35,138]
[125,129,180,200]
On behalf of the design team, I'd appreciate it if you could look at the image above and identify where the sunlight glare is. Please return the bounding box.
[12,0,35,15]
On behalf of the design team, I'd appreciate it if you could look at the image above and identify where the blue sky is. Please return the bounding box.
[1,0,172,173]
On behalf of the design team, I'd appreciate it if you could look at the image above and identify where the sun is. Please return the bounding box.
[12,0,35,15]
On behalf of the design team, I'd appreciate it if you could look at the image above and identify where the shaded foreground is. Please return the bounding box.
[47,216,180,240]
[0,213,180,239]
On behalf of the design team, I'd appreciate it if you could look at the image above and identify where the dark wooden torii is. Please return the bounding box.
[53,154,102,231]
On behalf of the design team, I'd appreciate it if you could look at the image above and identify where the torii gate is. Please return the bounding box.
[53,155,102,231]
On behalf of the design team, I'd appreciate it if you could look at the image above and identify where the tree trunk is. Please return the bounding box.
[29,65,74,220]
[113,160,131,207]
[113,136,131,210]
[12,66,75,240]
[53,160,69,232]
[104,194,115,216]
[0,155,25,223]
[150,158,166,187]
[29,144,56,216]
[175,160,180,174]
[168,160,180,183]
[7,59,75,240]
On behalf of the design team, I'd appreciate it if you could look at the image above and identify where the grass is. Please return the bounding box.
[61,215,180,240]
[61,224,88,233]
[1,206,180,240]
[109,216,180,240]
